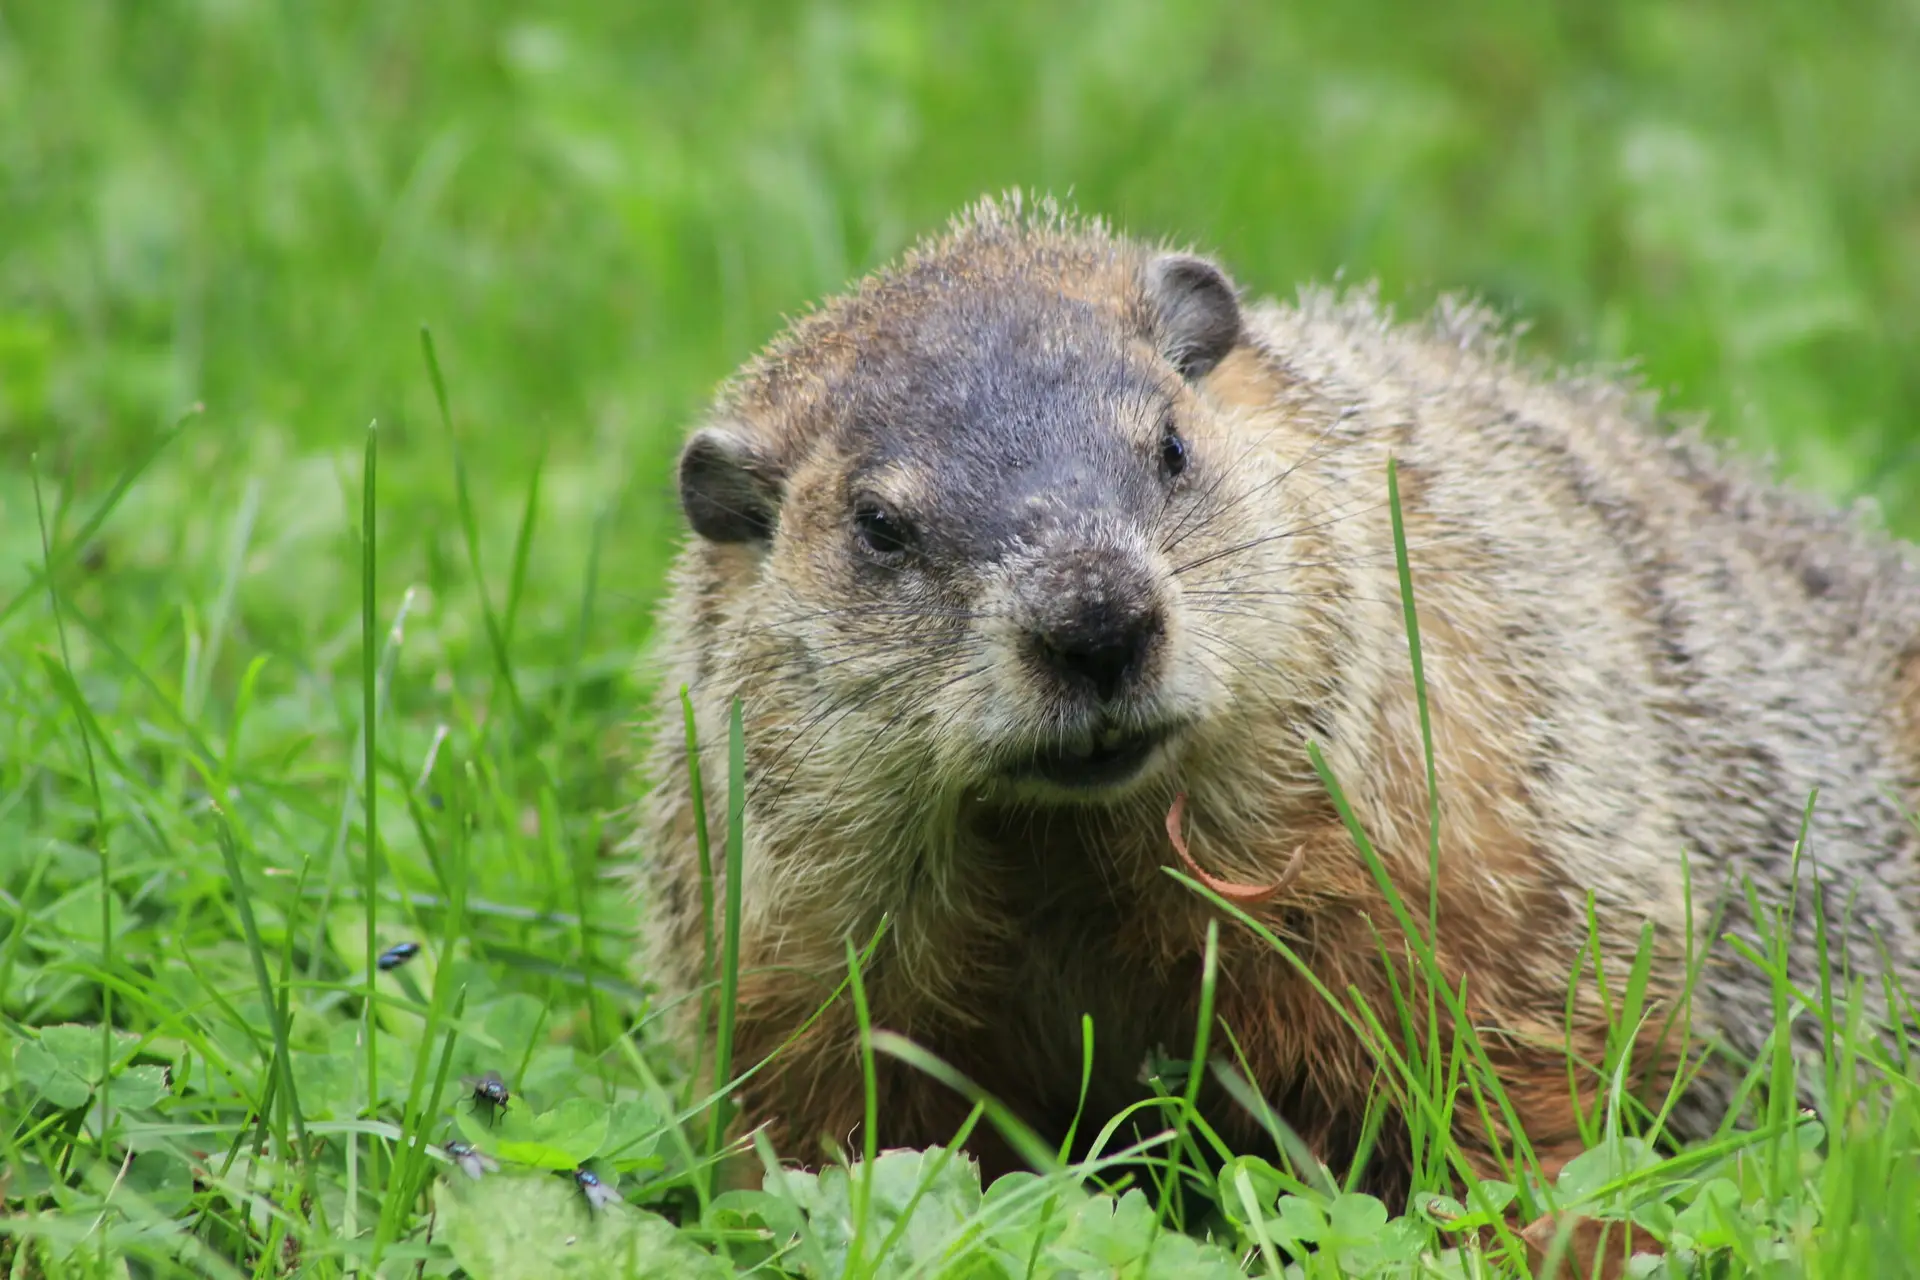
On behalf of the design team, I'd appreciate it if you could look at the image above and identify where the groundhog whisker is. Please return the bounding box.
[1160,467,1306,557]
[1182,627,1318,697]
[911,683,998,772]
[753,636,974,679]
[1161,395,1356,539]
[771,602,1003,628]
[734,629,983,683]
[1182,539,1468,584]
[1175,594,1374,629]
[757,647,980,748]
[903,686,1005,819]
[1181,576,1407,603]
[755,649,993,806]
[1183,591,1383,613]
[1159,426,1311,551]
[1184,607,1372,640]
[778,665,995,857]
[1160,413,1359,556]
[1170,485,1391,566]
[1184,611,1442,655]
[1179,630,1298,706]
[752,666,942,785]
[1184,589,1429,614]
[1169,500,1392,577]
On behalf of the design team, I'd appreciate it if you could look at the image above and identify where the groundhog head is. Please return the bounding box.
[674,203,1285,808]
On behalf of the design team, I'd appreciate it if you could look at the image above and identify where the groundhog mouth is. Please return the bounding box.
[1004,722,1180,792]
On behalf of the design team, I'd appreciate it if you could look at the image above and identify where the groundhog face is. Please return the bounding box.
[677,243,1262,804]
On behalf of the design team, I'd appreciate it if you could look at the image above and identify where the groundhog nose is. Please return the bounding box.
[1031,605,1164,704]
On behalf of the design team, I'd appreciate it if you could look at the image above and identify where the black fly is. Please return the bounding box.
[461,1070,511,1125]
[568,1165,618,1212]
[444,1140,498,1180]
[376,941,421,971]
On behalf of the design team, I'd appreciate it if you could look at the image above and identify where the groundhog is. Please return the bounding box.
[632,192,1920,1193]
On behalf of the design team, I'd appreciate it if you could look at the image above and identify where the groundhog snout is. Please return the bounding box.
[1020,548,1165,705]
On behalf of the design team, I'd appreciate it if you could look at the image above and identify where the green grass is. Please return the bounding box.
[2,1,1918,1275]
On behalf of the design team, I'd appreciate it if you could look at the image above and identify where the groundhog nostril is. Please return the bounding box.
[1034,611,1162,703]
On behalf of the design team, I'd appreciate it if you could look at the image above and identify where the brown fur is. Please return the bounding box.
[630,194,1920,1197]
[1898,646,1920,768]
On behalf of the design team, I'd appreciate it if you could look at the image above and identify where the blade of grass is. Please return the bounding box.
[182,476,260,723]
[376,985,469,1263]
[498,442,544,652]
[1157,919,1221,1232]
[1386,456,1442,944]
[32,457,116,1191]
[843,935,881,1279]
[0,407,197,630]
[1387,455,1450,1190]
[866,1102,986,1272]
[0,849,54,1009]
[708,695,746,1159]
[57,599,223,779]
[1231,1160,1286,1279]
[361,421,382,1128]
[34,652,129,778]
[373,745,476,1263]
[868,1032,1061,1175]
[1056,1014,1095,1164]
[254,792,336,1251]
[680,686,718,1163]
[557,793,607,1059]
[660,918,892,1146]
[1303,739,1556,1198]
[554,490,616,742]
[1209,1043,1333,1197]
[1169,864,1535,1257]
[419,326,522,722]
[209,807,316,1218]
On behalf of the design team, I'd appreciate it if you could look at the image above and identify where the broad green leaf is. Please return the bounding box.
[594,1096,667,1171]
[125,1150,196,1215]
[1328,1191,1390,1240]
[292,1043,356,1119]
[1047,1189,1243,1278]
[1469,1179,1518,1216]
[1671,1178,1744,1250]
[772,1146,985,1276]
[1272,1194,1329,1247]
[970,1170,1079,1271]
[1216,1154,1292,1229]
[705,1188,819,1274]
[1418,1178,1517,1232]
[14,1039,93,1108]
[36,1023,141,1082]
[101,1064,169,1111]
[437,1168,730,1278]
[463,1095,608,1169]
[1555,1137,1661,1204]
[46,884,128,950]
[481,993,549,1063]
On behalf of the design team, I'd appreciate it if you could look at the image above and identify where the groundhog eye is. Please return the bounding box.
[852,500,915,558]
[1159,423,1189,479]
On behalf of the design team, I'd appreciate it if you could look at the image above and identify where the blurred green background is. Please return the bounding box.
[1,0,1916,801]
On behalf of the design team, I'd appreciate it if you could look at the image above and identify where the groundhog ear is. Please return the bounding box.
[1146,253,1242,381]
[678,426,782,544]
